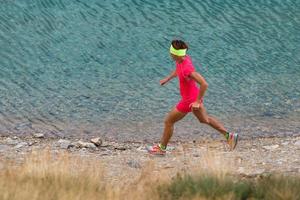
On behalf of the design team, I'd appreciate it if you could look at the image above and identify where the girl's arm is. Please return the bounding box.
[160,70,177,85]
[189,72,208,101]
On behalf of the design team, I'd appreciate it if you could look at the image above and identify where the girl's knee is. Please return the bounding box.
[193,110,210,124]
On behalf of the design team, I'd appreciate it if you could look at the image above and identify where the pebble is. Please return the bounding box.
[282,141,289,146]
[1,136,300,180]
[166,146,175,151]
[0,144,10,152]
[115,146,127,151]
[127,160,141,169]
[236,157,243,164]
[14,142,28,149]
[79,148,87,154]
[99,151,113,156]
[137,145,147,152]
[90,137,102,146]
[163,165,174,169]
[240,169,266,178]
[263,145,279,151]
[33,133,45,138]
[5,137,19,145]
[100,142,110,147]
[294,140,300,146]
[238,167,245,173]
[253,169,266,175]
[28,141,37,146]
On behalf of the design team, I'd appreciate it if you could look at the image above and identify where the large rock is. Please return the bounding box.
[76,141,97,150]
[84,143,97,149]
[76,141,86,148]
[57,139,72,149]
[90,137,102,146]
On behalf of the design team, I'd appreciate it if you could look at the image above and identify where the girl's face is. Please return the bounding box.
[170,54,185,62]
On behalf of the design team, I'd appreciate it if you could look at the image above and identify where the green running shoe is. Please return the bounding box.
[228,132,238,150]
[147,144,166,156]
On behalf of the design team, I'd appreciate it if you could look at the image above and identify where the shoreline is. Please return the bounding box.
[1,134,300,184]
[1,113,299,141]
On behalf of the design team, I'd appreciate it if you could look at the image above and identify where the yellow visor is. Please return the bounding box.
[169,45,187,56]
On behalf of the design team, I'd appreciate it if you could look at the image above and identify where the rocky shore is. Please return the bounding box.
[0,134,299,185]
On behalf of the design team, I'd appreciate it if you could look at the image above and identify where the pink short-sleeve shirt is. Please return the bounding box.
[175,55,200,113]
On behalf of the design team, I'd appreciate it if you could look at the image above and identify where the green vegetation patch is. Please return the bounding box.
[158,173,300,200]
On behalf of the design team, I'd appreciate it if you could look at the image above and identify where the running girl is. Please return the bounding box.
[148,40,238,155]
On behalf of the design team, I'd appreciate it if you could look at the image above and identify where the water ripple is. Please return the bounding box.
[0,0,299,139]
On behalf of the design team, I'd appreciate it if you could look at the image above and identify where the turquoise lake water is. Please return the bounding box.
[0,0,299,141]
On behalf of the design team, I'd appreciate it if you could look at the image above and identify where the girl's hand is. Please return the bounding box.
[189,99,203,110]
[160,78,169,86]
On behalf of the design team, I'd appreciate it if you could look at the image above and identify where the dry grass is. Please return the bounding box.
[0,149,230,200]
[0,149,161,200]
[0,149,299,200]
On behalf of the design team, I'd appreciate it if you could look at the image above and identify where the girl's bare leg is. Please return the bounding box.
[160,107,187,146]
[192,104,227,135]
